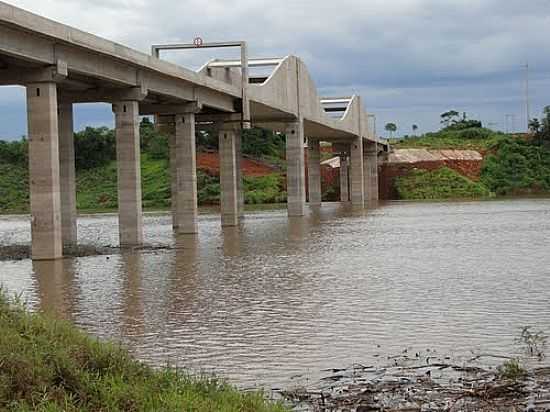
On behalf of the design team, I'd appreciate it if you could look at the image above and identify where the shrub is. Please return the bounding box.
[74,127,116,170]
[480,138,550,195]
[395,167,492,200]
[0,139,28,166]
[498,359,527,381]
[244,174,286,204]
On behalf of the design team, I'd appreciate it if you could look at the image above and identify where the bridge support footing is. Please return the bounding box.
[58,102,77,249]
[114,100,143,247]
[307,138,321,206]
[285,119,306,216]
[27,82,63,260]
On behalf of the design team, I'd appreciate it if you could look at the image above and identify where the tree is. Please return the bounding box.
[440,110,460,127]
[528,118,541,134]
[385,122,397,138]
[412,124,418,135]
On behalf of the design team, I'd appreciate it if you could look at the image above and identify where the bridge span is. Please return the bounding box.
[0,1,388,260]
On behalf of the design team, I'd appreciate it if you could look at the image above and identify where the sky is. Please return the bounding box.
[1,0,550,139]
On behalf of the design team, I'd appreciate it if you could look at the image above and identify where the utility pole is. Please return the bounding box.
[505,114,516,134]
[524,62,531,132]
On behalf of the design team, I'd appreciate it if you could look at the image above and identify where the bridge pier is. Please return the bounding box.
[307,138,322,206]
[364,143,379,202]
[236,131,245,218]
[174,113,198,233]
[350,136,365,209]
[58,102,77,248]
[27,82,63,260]
[219,124,240,227]
[154,115,178,230]
[113,100,143,247]
[340,154,350,202]
[285,119,306,216]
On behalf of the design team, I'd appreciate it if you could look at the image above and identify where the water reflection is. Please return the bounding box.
[222,227,241,257]
[33,259,77,320]
[120,253,145,339]
[1,200,550,388]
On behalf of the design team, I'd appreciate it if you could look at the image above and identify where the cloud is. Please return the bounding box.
[2,0,550,138]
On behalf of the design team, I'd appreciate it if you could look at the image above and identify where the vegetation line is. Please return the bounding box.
[0,292,288,411]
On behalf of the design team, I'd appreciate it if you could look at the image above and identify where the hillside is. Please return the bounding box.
[388,127,550,200]
[0,124,288,214]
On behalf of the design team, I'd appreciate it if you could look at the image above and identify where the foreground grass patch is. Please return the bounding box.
[0,294,288,412]
[395,167,492,200]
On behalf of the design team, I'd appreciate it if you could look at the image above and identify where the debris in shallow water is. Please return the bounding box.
[280,351,550,412]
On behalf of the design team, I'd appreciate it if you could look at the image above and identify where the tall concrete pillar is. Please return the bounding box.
[350,136,364,209]
[155,115,177,230]
[236,129,245,218]
[219,127,239,227]
[307,138,321,206]
[364,144,379,202]
[285,119,306,216]
[58,103,77,248]
[113,101,143,246]
[174,113,198,233]
[340,155,349,202]
[26,82,63,260]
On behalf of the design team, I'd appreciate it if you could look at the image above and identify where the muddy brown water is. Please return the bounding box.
[0,199,549,390]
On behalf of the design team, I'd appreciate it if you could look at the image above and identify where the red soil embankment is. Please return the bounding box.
[197,152,277,177]
[379,149,484,200]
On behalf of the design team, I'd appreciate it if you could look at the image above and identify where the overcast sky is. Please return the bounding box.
[2,0,550,138]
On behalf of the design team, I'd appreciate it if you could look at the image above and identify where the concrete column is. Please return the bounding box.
[58,102,77,248]
[219,127,239,227]
[236,129,245,218]
[364,144,379,202]
[26,82,63,260]
[285,119,306,216]
[307,138,321,206]
[350,136,364,209]
[155,115,177,230]
[340,155,349,202]
[174,113,198,233]
[113,101,143,246]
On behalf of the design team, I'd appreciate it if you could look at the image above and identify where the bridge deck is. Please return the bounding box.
[0,1,386,146]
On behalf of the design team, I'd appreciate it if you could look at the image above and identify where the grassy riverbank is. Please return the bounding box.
[0,293,288,411]
[392,127,550,200]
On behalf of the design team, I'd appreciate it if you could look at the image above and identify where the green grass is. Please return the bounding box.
[0,163,28,213]
[393,127,507,150]
[244,174,286,204]
[0,154,287,213]
[0,292,288,412]
[395,167,492,200]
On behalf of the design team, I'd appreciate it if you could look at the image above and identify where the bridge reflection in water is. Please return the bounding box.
[3,200,550,388]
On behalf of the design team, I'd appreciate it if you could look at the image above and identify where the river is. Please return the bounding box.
[0,199,549,390]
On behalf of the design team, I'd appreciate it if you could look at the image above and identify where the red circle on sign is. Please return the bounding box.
[193,37,203,47]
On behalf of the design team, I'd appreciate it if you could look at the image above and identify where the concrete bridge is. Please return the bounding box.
[0,1,388,260]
